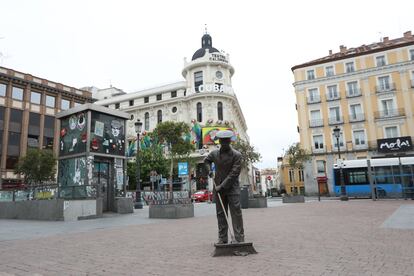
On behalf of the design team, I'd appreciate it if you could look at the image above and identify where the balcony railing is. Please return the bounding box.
[349,113,365,122]
[326,94,341,101]
[311,146,326,154]
[374,108,405,119]
[328,116,344,125]
[376,83,396,93]
[309,119,324,128]
[307,95,321,104]
[346,88,362,98]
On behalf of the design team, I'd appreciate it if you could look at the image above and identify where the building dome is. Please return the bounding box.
[191,34,220,60]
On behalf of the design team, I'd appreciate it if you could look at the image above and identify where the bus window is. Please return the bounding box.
[348,170,368,185]
[373,166,393,184]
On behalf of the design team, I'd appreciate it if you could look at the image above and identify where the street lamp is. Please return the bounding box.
[134,119,143,209]
[333,126,348,201]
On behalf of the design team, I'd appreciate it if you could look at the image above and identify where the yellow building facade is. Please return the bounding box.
[291,31,414,195]
[279,157,305,195]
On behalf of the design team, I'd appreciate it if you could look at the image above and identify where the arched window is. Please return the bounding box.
[157,110,162,124]
[217,101,223,121]
[144,112,149,130]
[196,102,202,122]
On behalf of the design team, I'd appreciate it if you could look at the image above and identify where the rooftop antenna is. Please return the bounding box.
[204,24,208,34]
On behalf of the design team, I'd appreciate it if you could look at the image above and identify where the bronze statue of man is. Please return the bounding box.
[204,130,245,244]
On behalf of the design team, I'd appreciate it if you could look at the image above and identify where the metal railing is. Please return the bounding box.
[326,94,341,101]
[309,119,324,128]
[374,108,405,119]
[346,88,362,98]
[349,113,365,122]
[328,116,344,125]
[375,83,396,93]
[307,95,321,104]
[141,191,191,205]
[0,183,58,202]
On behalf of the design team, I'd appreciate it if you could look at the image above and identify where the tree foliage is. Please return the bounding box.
[232,139,262,169]
[14,148,57,186]
[285,142,310,170]
[284,143,310,195]
[127,132,169,189]
[154,121,194,157]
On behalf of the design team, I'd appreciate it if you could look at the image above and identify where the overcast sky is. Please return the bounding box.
[1,0,413,169]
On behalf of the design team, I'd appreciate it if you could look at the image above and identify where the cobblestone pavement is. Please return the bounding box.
[0,199,413,276]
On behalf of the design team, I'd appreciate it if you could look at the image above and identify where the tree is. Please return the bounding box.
[14,148,57,190]
[154,121,194,192]
[232,139,262,169]
[127,132,169,190]
[285,143,310,195]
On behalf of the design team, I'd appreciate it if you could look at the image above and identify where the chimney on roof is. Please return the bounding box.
[403,31,412,38]
[339,45,347,53]
[383,37,389,43]
[329,49,333,55]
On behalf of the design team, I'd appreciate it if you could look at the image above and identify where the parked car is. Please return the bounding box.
[192,190,212,202]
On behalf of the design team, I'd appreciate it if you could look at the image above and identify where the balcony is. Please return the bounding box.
[376,83,396,93]
[312,146,326,154]
[346,88,362,98]
[307,95,321,104]
[326,94,341,101]
[309,119,324,128]
[349,113,365,122]
[352,142,368,150]
[374,108,405,120]
[328,116,344,125]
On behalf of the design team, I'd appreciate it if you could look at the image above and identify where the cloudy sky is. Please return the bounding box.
[1,0,413,169]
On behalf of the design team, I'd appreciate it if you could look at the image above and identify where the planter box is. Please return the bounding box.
[0,199,99,221]
[115,197,133,214]
[149,203,194,219]
[248,197,267,208]
[282,195,305,203]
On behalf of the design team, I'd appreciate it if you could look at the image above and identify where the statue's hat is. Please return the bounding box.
[215,130,234,139]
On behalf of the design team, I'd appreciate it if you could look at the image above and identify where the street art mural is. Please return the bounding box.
[58,157,95,198]
[90,113,125,156]
[60,112,87,156]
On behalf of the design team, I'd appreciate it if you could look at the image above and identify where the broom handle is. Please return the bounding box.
[211,176,235,242]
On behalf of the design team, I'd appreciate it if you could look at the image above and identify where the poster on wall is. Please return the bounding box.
[60,113,87,156]
[90,112,125,156]
[202,127,237,145]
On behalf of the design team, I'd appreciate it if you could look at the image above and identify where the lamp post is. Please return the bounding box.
[333,126,348,201]
[134,119,143,209]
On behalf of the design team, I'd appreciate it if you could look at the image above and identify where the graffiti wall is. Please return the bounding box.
[58,157,96,198]
[59,112,87,156]
[90,112,125,156]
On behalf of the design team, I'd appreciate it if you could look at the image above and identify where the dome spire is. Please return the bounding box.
[191,28,219,60]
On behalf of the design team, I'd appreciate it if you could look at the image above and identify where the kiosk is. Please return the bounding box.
[56,104,132,219]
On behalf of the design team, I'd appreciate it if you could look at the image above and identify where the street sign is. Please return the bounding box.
[178,162,188,176]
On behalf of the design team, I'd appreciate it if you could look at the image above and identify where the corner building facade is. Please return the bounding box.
[94,33,251,188]
[292,31,414,196]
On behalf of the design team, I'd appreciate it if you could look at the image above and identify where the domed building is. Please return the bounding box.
[93,32,250,190]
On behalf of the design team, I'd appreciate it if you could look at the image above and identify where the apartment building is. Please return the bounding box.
[291,31,414,195]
